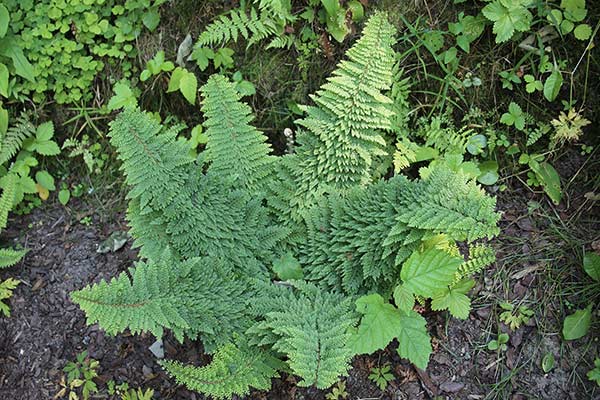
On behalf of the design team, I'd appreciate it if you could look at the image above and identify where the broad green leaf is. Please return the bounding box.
[33,140,60,156]
[58,189,70,206]
[108,81,137,110]
[561,19,575,34]
[142,9,160,31]
[168,67,185,92]
[393,284,415,313]
[542,352,555,373]
[35,170,55,191]
[477,160,499,185]
[0,63,8,97]
[573,24,592,40]
[531,162,562,205]
[349,294,402,354]
[396,310,432,369]
[562,305,592,340]
[0,38,35,82]
[272,253,303,280]
[544,69,563,102]
[401,248,463,298]
[431,287,471,319]
[179,71,197,105]
[0,6,8,39]
[583,253,600,282]
[36,122,54,141]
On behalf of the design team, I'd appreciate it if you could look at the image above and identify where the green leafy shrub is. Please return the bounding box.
[72,14,500,398]
[3,0,164,104]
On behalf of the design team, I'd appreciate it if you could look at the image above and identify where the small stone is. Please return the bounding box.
[149,339,164,358]
[440,381,465,393]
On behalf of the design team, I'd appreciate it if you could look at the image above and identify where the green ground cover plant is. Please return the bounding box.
[71,14,501,398]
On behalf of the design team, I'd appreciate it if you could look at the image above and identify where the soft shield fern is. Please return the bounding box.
[72,13,501,399]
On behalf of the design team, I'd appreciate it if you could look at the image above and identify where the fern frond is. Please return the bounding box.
[397,165,501,242]
[197,8,276,48]
[0,248,27,269]
[108,109,194,212]
[160,339,280,400]
[249,281,356,389]
[453,243,496,285]
[200,75,276,193]
[0,173,17,230]
[71,256,253,349]
[0,114,36,165]
[290,12,397,210]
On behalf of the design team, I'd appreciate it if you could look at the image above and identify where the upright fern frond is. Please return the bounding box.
[71,256,253,349]
[0,173,17,230]
[160,339,280,400]
[0,114,36,165]
[200,75,276,193]
[249,281,356,388]
[292,12,397,205]
[108,109,194,211]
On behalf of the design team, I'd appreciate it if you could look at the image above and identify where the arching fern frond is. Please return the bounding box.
[0,248,27,269]
[71,256,253,350]
[197,8,276,48]
[0,173,17,230]
[160,339,280,400]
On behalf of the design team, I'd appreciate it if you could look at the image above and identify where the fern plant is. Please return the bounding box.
[72,13,500,399]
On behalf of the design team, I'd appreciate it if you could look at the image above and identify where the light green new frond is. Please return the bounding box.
[108,109,194,211]
[397,165,501,242]
[292,13,397,205]
[71,257,253,349]
[0,248,27,269]
[160,339,280,399]
[0,173,17,230]
[249,281,356,389]
[200,75,275,193]
[0,114,36,165]
[197,8,275,48]
[453,243,496,284]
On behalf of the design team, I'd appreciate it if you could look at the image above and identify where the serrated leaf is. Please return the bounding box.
[431,287,471,319]
[396,310,432,369]
[393,284,415,313]
[0,63,8,97]
[108,81,137,110]
[544,69,563,102]
[142,9,160,32]
[562,305,592,340]
[36,122,54,141]
[349,294,401,354]
[583,253,600,282]
[401,248,462,298]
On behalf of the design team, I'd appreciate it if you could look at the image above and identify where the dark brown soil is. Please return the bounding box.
[0,151,598,399]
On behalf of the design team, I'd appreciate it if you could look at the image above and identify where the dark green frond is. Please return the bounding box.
[160,339,280,400]
[201,75,276,193]
[108,109,194,211]
[249,281,356,389]
[71,256,253,349]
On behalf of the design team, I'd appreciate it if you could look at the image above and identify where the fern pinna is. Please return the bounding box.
[72,13,500,399]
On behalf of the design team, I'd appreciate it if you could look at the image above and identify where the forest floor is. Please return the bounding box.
[0,149,597,400]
